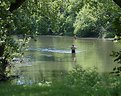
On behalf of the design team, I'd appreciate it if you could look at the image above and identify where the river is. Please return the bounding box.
[13,36,120,85]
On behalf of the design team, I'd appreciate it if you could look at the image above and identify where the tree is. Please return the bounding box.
[111,0,121,76]
[0,0,26,81]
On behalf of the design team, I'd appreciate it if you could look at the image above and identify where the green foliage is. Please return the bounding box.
[9,0,121,37]
[111,51,121,64]
[0,66,121,96]
[110,15,121,76]
[104,32,115,38]
[73,3,97,34]
[112,16,121,37]
[63,66,100,87]
[110,50,121,76]
[0,0,29,81]
[0,1,14,80]
[51,66,121,96]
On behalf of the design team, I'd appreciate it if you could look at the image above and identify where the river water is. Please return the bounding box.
[13,36,120,85]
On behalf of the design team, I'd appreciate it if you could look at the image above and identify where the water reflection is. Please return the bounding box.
[14,70,68,85]
[72,53,76,62]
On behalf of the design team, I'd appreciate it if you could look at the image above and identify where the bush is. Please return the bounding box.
[1,66,121,96]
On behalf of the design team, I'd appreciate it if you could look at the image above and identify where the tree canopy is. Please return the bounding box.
[6,0,121,37]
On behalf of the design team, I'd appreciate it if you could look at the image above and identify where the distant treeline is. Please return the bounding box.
[10,0,121,38]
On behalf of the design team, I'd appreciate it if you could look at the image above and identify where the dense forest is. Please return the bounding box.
[0,0,121,87]
[1,0,121,37]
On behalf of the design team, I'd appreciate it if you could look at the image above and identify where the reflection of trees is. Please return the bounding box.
[75,39,99,66]
[72,53,76,62]
[94,40,117,72]
[26,36,56,61]
[21,36,76,83]
[19,68,68,83]
[21,37,119,83]
[72,39,118,72]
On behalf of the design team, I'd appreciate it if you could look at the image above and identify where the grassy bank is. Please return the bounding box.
[0,66,121,96]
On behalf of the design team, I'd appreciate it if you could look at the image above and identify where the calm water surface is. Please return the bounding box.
[13,36,120,84]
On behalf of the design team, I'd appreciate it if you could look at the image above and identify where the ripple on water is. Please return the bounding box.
[26,47,83,53]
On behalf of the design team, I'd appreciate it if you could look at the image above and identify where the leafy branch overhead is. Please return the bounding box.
[8,0,121,13]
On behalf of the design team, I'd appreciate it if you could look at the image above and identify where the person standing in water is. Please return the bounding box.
[71,45,76,53]
[71,45,77,62]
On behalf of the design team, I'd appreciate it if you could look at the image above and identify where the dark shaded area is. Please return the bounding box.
[0,44,5,57]
[9,0,26,12]
[0,54,9,81]
[113,0,121,8]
